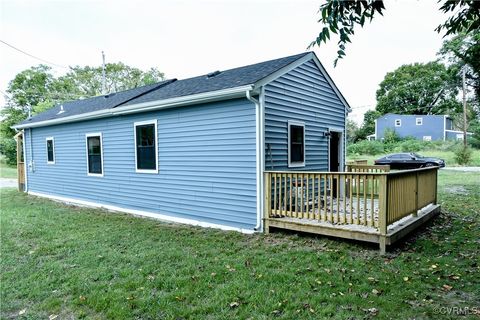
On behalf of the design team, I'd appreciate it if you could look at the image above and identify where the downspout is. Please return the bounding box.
[246,89,263,232]
[21,129,28,192]
[28,128,34,174]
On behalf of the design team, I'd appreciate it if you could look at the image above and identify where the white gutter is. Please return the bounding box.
[13,85,253,130]
[246,89,263,232]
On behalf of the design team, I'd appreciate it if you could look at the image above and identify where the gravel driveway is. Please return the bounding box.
[442,167,480,172]
[0,178,18,188]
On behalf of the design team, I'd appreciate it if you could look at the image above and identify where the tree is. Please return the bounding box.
[0,63,165,165]
[59,63,164,98]
[375,62,461,115]
[346,119,359,142]
[310,0,480,66]
[438,32,480,107]
[356,109,380,141]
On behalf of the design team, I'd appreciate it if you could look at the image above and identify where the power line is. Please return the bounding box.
[0,39,68,69]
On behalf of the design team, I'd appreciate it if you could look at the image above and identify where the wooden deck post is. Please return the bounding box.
[264,172,271,234]
[378,174,389,254]
[14,131,25,192]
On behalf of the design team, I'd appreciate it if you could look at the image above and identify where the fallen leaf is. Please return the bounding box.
[229,301,239,308]
[372,289,381,295]
[18,309,26,315]
[49,315,58,320]
[79,295,86,301]
[403,277,409,281]
[442,284,453,291]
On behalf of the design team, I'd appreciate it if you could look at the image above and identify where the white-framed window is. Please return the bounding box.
[134,119,158,173]
[395,119,402,127]
[423,136,432,141]
[86,133,104,177]
[46,137,55,164]
[416,117,423,125]
[456,134,464,140]
[288,121,305,168]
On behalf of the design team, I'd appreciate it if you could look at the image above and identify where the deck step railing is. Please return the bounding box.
[264,167,438,233]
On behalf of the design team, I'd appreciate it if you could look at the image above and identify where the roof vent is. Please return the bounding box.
[206,70,221,78]
[57,105,65,115]
[104,93,116,98]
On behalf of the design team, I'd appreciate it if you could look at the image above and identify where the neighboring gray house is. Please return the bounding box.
[13,52,350,233]
[375,113,471,141]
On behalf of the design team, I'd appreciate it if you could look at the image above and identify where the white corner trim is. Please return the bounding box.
[134,119,159,174]
[85,132,104,177]
[46,136,55,164]
[27,191,255,234]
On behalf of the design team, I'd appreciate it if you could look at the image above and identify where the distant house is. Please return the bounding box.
[13,52,350,233]
[375,113,472,141]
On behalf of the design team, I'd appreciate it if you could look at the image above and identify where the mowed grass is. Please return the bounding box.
[348,149,480,166]
[0,156,17,179]
[1,171,479,319]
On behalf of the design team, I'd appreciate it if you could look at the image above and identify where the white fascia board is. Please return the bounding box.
[28,191,256,234]
[13,85,253,130]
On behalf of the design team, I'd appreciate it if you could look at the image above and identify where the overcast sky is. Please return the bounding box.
[1,0,447,123]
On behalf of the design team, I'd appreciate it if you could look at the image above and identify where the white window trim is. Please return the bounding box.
[85,132,104,177]
[134,119,158,174]
[287,120,305,168]
[46,137,55,164]
[394,119,401,127]
[416,117,423,126]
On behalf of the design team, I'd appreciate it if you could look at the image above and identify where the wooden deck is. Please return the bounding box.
[264,166,440,253]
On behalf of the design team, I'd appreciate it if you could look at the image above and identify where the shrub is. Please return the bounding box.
[454,145,472,165]
[0,137,17,166]
[347,140,384,155]
[383,128,400,144]
[400,139,424,152]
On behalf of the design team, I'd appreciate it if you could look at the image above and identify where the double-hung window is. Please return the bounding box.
[416,117,423,125]
[134,119,158,173]
[46,137,55,164]
[86,133,103,176]
[288,121,305,168]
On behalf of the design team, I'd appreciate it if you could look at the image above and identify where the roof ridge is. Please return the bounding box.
[112,79,177,108]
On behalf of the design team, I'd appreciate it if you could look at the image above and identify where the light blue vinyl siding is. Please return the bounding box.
[376,114,446,141]
[264,59,346,170]
[24,98,257,229]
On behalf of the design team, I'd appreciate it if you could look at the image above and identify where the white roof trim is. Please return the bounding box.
[13,85,253,129]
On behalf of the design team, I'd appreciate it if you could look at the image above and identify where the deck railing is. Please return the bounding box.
[264,167,438,233]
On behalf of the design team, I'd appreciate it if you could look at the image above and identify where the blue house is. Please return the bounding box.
[13,52,350,233]
[375,113,471,141]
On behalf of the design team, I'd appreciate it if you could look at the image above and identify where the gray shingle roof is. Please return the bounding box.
[18,80,175,125]
[17,52,310,126]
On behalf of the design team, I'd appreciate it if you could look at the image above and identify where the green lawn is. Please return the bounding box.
[1,170,479,319]
[0,156,17,179]
[348,149,480,166]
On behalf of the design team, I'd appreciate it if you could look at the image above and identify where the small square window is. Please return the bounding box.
[395,119,401,127]
[416,118,423,125]
[423,136,432,141]
[46,137,55,164]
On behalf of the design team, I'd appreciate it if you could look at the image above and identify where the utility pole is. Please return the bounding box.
[462,66,467,147]
[102,51,106,94]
